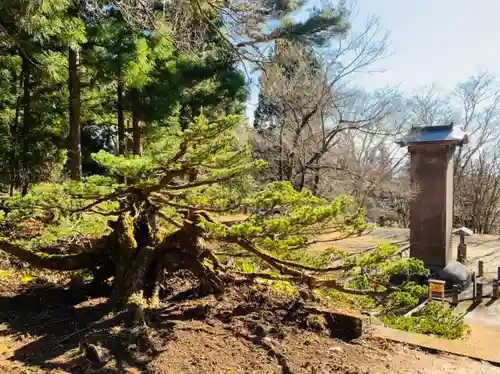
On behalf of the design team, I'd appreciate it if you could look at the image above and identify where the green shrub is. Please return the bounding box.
[382,301,470,339]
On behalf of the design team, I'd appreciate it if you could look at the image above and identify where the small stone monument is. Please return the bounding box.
[397,124,470,289]
[453,226,473,264]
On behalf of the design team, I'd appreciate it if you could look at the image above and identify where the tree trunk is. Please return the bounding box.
[311,169,320,195]
[68,47,82,180]
[131,88,141,155]
[9,54,24,196]
[117,64,126,156]
[311,157,321,195]
[109,211,152,309]
[109,207,224,310]
[279,125,285,181]
[295,161,306,191]
[20,55,31,196]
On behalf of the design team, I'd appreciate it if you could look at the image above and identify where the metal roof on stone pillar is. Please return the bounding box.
[396,124,468,147]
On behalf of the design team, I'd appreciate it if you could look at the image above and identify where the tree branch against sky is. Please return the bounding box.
[250,8,406,203]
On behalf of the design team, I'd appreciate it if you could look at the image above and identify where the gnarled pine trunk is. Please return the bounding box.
[107,207,223,310]
[0,201,225,311]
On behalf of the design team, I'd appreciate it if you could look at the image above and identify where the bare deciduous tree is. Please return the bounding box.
[453,73,500,175]
[252,17,403,194]
[455,151,500,234]
[336,122,415,226]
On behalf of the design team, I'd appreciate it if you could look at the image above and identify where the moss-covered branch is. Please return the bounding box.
[229,237,390,297]
[0,239,108,270]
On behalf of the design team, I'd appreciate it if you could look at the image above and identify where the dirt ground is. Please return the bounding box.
[2,223,500,373]
[0,274,499,374]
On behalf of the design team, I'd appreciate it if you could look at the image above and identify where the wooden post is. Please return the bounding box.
[452,285,459,306]
[457,243,467,264]
[476,282,483,302]
[457,232,467,263]
[478,261,484,278]
[472,271,476,300]
[493,279,499,299]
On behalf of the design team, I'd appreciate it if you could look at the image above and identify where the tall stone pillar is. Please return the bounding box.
[409,143,455,267]
[397,125,469,284]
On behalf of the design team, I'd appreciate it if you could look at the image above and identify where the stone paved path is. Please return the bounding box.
[217,219,500,271]
[454,297,500,328]
[330,228,500,280]
[373,322,500,363]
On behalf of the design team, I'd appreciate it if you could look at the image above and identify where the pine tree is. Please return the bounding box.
[0,0,427,315]
[0,112,429,313]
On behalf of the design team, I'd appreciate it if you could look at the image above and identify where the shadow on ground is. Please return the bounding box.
[0,282,148,373]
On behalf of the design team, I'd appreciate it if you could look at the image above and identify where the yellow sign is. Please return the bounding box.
[429,282,444,293]
[428,279,446,301]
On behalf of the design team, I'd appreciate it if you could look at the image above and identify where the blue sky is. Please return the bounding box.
[245,0,500,120]
[350,0,500,92]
